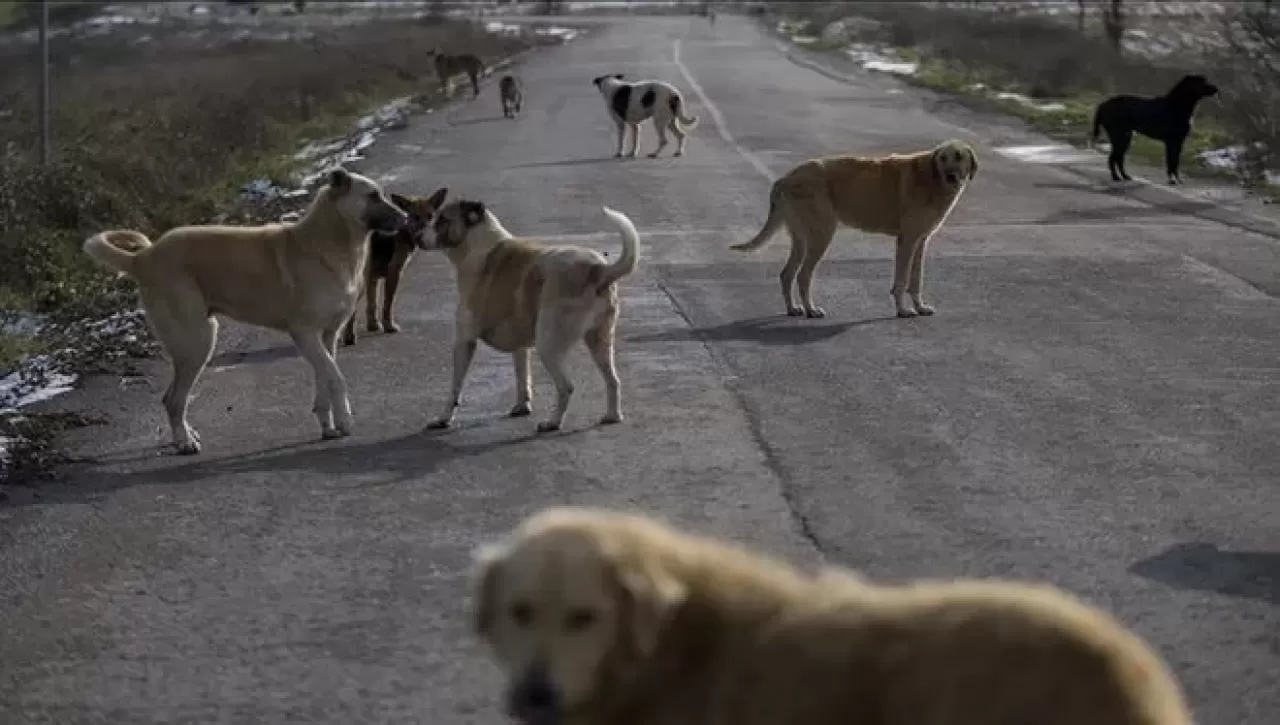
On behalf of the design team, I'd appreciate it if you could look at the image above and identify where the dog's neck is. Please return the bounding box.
[597,78,626,96]
[292,188,369,250]
[445,210,515,266]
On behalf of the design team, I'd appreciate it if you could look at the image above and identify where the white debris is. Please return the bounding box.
[1199,144,1280,185]
[844,45,918,76]
[993,92,1067,113]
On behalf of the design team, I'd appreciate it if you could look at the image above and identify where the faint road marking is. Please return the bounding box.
[672,39,776,183]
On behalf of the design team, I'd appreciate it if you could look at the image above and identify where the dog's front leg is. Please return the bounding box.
[510,348,533,417]
[427,338,477,430]
[891,234,920,318]
[340,312,358,347]
[906,234,936,316]
[1165,136,1185,185]
[614,120,626,158]
[626,123,641,158]
[293,328,352,438]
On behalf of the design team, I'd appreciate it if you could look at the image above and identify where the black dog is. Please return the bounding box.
[1091,74,1219,185]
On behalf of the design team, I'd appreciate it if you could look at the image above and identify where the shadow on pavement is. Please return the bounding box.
[627,315,896,346]
[509,157,623,170]
[1130,542,1280,607]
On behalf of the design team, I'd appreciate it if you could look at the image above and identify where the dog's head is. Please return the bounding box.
[592,73,625,90]
[931,140,979,187]
[325,167,409,235]
[421,197,492,251]
[378,188,448,249]
[1170,74,1219,103]
[472,510,688,725]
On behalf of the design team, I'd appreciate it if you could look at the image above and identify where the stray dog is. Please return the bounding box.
[1091,74,1219,185]
[430,50,485,98]
[499,74,524,118]
[340,190,447,346]
[592,74,699,158]
[82,168,408,454]
[420,195,639,433]
[472,506,1194,725]
[732,140,978,319]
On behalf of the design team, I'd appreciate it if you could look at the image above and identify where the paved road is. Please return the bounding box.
[3,14,1278,725]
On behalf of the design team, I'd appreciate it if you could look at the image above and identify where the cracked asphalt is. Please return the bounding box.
[1,14,1277,725]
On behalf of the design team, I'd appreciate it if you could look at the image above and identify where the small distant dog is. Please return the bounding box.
[430,50,485,98]
[1091,74,1219,185]
[592,74,700,158]
[499,74,524,118]
[82,168,408,454]
[732,140,978,319]
[340,189,447,346]
[419,194,640,433]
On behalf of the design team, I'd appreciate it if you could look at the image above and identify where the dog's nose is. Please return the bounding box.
[507,666,560,725]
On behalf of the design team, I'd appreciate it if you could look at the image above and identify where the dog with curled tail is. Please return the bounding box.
[592,74,700,159]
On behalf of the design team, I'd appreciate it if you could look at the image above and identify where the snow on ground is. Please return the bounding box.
[844,45,918,77]
[1200,145,1280,186]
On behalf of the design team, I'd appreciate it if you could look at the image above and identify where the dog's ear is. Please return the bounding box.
[930,147,945,184]
[615,557,687,657]
[328,167,352,194]
[461,200,486,227]
[471,542,507,637]
[389,192,412,210]
[426,187,449,211]
[966,145,979,179]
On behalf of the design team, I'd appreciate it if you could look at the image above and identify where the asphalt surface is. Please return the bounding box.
[2,14,1278,725]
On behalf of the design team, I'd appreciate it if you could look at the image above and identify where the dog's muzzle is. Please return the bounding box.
[945,173,960,185]
[506,665,561,725]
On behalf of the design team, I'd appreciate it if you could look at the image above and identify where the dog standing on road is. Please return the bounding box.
[430,49,486,98]
[732,140,978,319]
[82,168,408,454]
[340,190,447,346]
[419,194,639,433]
[471,506,1193,725]
[592,74,700,158]
[1091,74,1219,185]
[499,74,524,118]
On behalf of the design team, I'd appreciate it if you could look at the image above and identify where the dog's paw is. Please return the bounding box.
[509,401,533,418]
[366,321,382,333]
[804,307,827,319]
[342,334,356,346]
[674,151,684,157]
[614,152,624,158]
[600,413,623,425]
[321,427,345,440]
[174,440,202,456]
[425,418,452,431]
[384,321,400,334]
[913,304,936,316]
[786,306,805,317]
[896,308,919,319]
[647,152,660,158]
[536,420,562,434]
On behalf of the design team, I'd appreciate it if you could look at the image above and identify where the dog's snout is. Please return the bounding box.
[507,665,560,725]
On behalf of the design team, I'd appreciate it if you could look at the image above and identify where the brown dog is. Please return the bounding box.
[430,49,485,98]
[472,507,1193,725]
[340,190,447,346]
[732,139,978,319]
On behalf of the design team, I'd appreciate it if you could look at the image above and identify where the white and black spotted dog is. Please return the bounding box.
[591,74,700,159]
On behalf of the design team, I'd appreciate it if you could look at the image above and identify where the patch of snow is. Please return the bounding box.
[1200,144,1280,186]
[994,143,1099,165]
[533,26,580,42]
[791,35,819,45]
[844,45,917,76]
[993,92,1067,113]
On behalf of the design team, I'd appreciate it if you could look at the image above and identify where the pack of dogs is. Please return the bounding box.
[81,56,1215,721]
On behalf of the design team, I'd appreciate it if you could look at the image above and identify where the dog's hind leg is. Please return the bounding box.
[366,276,383,333]
[585,307,623,425]
[1108,129,1134,181]
[792,206,838,319]
[510,348,533,417]
[427,337,477,430]
[648,122,669,159]
[383,254,409,333]
[534,317,578,433]
[906,233,936,316]
[670,118,688,157]
[292,327,351,439]
[779,230,807,317]
[143,287,215,455]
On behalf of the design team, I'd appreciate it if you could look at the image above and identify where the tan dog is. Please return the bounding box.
[471,507,1193,725]
[82,168,408,454]
[420,196,639,433]
[431,50,486,98]
[732,139,978,319]
[340,190,447,346]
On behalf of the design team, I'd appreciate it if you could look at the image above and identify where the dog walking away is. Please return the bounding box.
[472,506,1195,725]
[82,168,408,454]
[592,74,699,158]
[419,194,639,433]
[732,139,978,319]
[430,49,486,98]
[1091,73,1219,185]
[340,190,447,346]
[499,74,524,119]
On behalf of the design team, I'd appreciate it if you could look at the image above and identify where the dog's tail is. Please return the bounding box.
[670,93,700,131]
[1089,104,1103,147]
[597,206,640,290]
[730,184,784,253]
[82,230,152,277]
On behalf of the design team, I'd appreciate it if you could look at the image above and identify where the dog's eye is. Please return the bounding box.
[510,602,534,627]
[564,608,596,632]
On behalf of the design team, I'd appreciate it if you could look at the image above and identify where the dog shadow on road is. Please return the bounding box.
[1130,542,1280,607]
[509,157,625,171]
[208,345,298,369]
[447,115,509,127]
[628,315,895,347]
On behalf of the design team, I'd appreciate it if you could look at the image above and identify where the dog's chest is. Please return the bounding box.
[460,246,543,351]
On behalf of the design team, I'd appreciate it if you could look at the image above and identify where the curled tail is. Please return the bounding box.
[83,230,152,277]
[597,206,640,290]
[670,93,700,131]
[730,184,784,252]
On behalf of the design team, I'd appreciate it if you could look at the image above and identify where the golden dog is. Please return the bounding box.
[732,139,978,319]
[471,507,1192,725]
[82,168,408,454]
[419,196,640,433]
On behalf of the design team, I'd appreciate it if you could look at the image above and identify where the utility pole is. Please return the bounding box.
[38,0,50,165]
